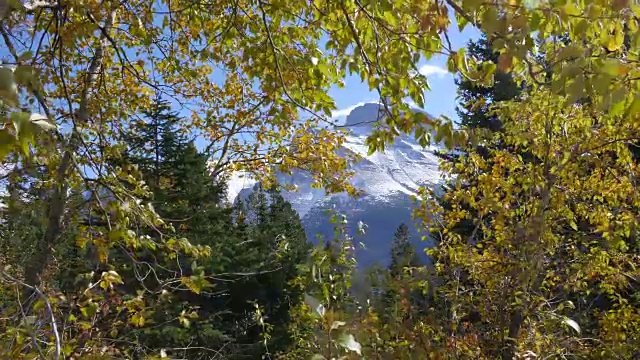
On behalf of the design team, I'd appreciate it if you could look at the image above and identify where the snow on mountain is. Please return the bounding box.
[226,171,259,207]
[227,102,446,266]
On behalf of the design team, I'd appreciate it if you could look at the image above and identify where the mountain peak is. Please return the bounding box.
[340,101,434,128]
[227,100,445,266]
[343,102,385,128]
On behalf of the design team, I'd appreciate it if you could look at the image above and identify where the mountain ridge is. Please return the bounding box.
[226,102,446,266]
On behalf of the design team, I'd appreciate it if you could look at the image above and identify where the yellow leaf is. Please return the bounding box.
[561,3,582,16]
[130,313,145,328]
[604,32,624,52]
[557,45,583,61]
[625,95,640,118]
[498,52,513,72]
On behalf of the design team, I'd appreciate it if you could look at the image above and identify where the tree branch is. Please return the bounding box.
[1,271,61,360]
[0,22,52,119]
[24,5,118,288]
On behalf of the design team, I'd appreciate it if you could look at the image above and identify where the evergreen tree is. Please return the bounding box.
[116,99,236,356]
[432,35,534,351]
[49,98,240,357]
[0,163,86,292]
[110,100,312,358]
[437,34,530,255]
[455,35,523,132]
[388,223,421,279]
[431,33,640,358]
[122,98,231,244]
[227,186,312,356]
[380,223,427,324]
[121,97,187,192]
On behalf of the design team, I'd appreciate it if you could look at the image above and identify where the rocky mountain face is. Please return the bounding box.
[227,102,446,267]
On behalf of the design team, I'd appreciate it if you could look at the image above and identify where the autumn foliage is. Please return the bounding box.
[1,0,639,359]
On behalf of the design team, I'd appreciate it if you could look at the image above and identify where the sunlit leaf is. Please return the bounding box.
[29,113,56,131]
[337,333,362,355]
[304,294,325,317]
[563,318,581,334]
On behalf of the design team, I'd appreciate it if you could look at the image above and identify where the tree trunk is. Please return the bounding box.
[22,6,118,288]
[501,309,523,360]
[23,154,69,288]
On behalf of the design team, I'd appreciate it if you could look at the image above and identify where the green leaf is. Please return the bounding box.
[14,65,33,84]
[572,19,589,37]
[62,343,75,357]
[557,45,583,61]
[181,275,211,294]
[0,129,15,159]
[604,32,623,52]
[10,111,30,138]
[0,66,15,92]
[601,59,628,76]
[567,74,585,104]
[481,7,499,34]
[80,301,98,318]
[179,316,191,328]
[456,12,469,31]
[625,95,640,118]
[181,276,198,293]
[100,270,123,290]
[609,87,627,116]
[561,3,581,16]
[130,313,145,327]
[569,220,578,231]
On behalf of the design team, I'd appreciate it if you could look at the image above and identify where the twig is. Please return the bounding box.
[0,21,52,119]
[257,0,326,123]
[444,0,476,27]
[1,272,61,360]
[15,288,48,360]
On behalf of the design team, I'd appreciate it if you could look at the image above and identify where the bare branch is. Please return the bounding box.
[0,22,52,119]
[24,5,119,288]
[1,271,61,360]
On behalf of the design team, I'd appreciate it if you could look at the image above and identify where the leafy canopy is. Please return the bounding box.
[1,0,640,358]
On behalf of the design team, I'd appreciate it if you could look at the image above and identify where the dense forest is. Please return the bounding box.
[0,0,639,359]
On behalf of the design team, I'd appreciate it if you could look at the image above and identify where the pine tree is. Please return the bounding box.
[430,35,533,346]
[227,186,312,356]
[379,223,428,325]
[121,98,231,245]
[455,35,524,132]
[0,163,86,291]
[430,32,640,358]
[435,34,534,252]
[49,98,241,357]
[388,223,421,279]
[121,97,187,192]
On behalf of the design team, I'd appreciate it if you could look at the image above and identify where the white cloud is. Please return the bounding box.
[418,64,449,78]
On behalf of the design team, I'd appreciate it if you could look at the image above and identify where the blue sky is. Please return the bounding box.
[0,7,481,193]
[1,10,480,144]
[328,21,481,123]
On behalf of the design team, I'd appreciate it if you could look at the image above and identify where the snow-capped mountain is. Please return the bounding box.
[227,102,446,267]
